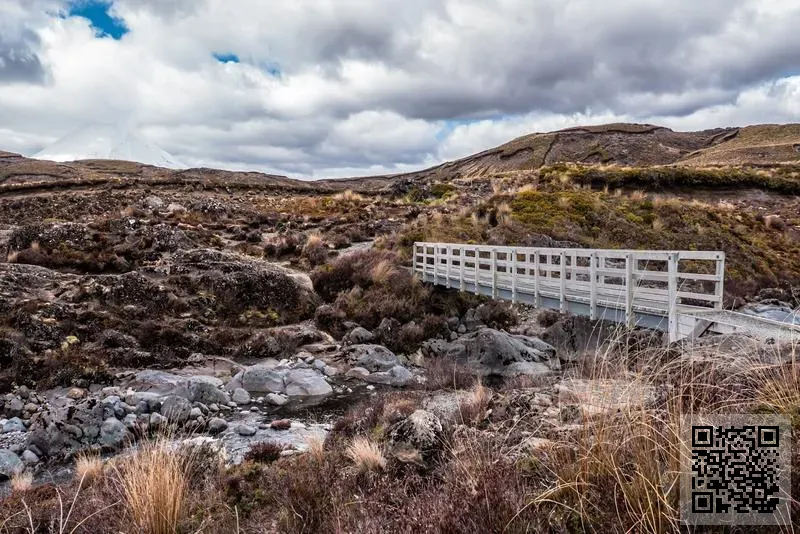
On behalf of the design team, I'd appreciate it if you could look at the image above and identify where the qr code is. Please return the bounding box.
[681,415,790,526]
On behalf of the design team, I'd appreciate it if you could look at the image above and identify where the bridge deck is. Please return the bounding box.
[413,242,799,342]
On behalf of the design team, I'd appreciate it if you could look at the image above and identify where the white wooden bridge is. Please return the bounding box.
[413,242,800,343]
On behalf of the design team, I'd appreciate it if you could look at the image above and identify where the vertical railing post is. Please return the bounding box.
[445,245,452,289]
[534,251,540,308]
[473,248,479,295]
[625,253,634,328]
[459,246,465,292]
[412,243,418,278]
[433,244,439,285]
[590,251,598,320]
[668,252,679,342]
[491,248,497,298]
[714,252,725,310]
[559,251,567,313]
[511,249,518,304]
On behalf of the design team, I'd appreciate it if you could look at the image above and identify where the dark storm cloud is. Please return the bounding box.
[0,30,47,84]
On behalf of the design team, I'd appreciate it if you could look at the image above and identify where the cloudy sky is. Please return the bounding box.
[2,0,800,178]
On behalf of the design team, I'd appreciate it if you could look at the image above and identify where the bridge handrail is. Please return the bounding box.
[413,241,725,342]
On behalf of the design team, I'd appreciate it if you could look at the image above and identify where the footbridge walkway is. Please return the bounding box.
[413,242,800,343]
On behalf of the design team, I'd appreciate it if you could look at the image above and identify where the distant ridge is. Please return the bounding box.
[33,123,186,169]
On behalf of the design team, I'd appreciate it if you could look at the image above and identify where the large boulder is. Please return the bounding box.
[364,365,414,387]
[343,327,375,345]
[0,450,23,479]
[187,377,230,405]
[239,366,285,394]
[160,395,192,424]
[340,344,400,372]
[435,328,559,377]
[283,369,333,397]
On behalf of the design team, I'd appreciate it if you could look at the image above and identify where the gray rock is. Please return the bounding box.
[143,195,164,210]
[187,378,230,405]
[149,412,167,428]
[340,344,400,372]
[443,328,559,376]
[236,424,257,436]
[345,367,370,379]
[231,388,251,405]
[343,326,375,345]
[5,398,24,418]
[2,417,26,434]
[240,366,285,394]
[283,369,333,397]
[207,418,228,434]
[99,418,128,449]
[312,359,327,371]
[265,393,288,406]
[0,450,23,479]
[21,449,39,465]
[122,414,139,429]
[161,395,192,424]
[389,410,443,455]
[189,407,203,419]
[364,365,414,387]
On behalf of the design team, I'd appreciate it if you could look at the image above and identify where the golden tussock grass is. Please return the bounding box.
[346,437,386,474]
[75,452,104,483]
[304,435,326,464]
[113,440,192,534]
[10,472,33,493]
[332,189,364,202]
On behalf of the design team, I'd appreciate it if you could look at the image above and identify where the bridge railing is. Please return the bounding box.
[413,242,725,342]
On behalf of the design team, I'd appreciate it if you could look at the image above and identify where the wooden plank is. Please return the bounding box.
[590,251,597,320]
[668,252,679,343]
[625,253,634,327]
[560,251,567,313]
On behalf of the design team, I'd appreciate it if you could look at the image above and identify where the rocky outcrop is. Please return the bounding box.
[422,328,559,377]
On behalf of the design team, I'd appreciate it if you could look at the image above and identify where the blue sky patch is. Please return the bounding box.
[67,1,128,40]
[213,53,241,64]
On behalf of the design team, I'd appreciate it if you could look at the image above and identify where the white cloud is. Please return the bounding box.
[0,0,799,178]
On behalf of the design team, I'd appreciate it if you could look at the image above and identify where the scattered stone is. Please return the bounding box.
[150,412,168,428]
[340,344,400,372]
[232,388,251,405]
[265,393,288,406]
[270,419,292,430]
[0,450,23,479]
[21,449,39,465]
[66,388,87,400]
[240,366,285,394]
[343,327,375,345]
[189,407,203,419]
[99,418,128,450]
[2,417,26,434]
[208,418,228,435]
[161,395,192,424]
[5,398,23,418]
[236,424,257,437]
[364,365,414,387]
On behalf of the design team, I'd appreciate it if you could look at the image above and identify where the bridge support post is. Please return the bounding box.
[534,251,540,307]
[714,252,725,310]
[445,245,452,289]
[625,253,634,328]
[412,244,417,278]
[459,251,465,292]
[668,252,679,343]
[590,252,598,320]
[433,245,439,285]
[491,248,497,299]
[511,249,517,304]
[559,251,567,314]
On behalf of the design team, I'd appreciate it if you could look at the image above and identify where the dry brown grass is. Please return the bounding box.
[114,440,191,534]
[305,435,326,464]
[75,452,104,483]
[369,258,398,285]
[332,189,364,202]
[345,437,386,474]
[10,472,33,493]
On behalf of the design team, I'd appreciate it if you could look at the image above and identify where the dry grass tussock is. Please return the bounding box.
[332,189,364,202]
[75,452,104,483]
[113,439,192,534]
[10,472,33,493]
[346,436,386,474]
